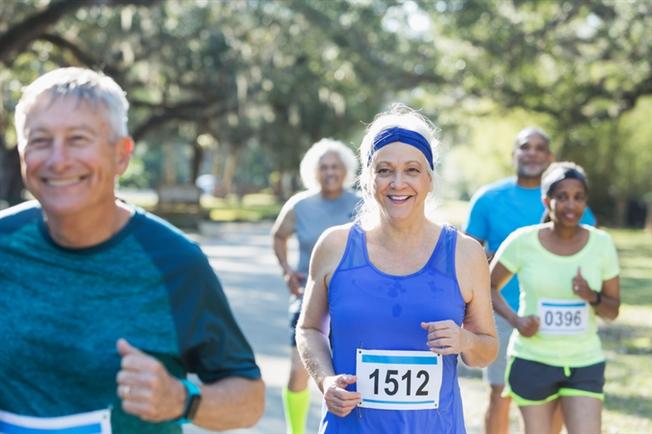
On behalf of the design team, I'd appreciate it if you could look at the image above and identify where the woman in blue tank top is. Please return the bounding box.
[296,104,498,434]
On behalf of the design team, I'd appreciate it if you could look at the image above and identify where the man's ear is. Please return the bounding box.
[115,136,134,175]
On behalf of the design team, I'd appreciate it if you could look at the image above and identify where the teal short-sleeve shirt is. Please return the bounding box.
[0,202,260,433]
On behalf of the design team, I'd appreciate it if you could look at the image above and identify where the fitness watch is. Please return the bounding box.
[176,379,202,424]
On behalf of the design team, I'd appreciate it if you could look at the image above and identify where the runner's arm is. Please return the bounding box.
[271,204,296,275]
[465,233,493,262]
[117,341,264,430]
[454,234,498,367]
[272,205,304,295]
[190,377,265,430]
[296,231,338,390]
[489,261,519,326]
[593,276,620,320]
[490,261,539,337]
[296,226,349,390]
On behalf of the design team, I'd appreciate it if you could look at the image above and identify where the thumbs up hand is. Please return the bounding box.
[572,267,594,302]
[116,338,186,422]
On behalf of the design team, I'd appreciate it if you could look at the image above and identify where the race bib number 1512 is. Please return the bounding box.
[356,349,442,411]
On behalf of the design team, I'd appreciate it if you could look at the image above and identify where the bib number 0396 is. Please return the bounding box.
[356,349,442,410]
[538,299,589,335]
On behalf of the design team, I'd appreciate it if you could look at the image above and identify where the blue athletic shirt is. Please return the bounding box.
[465,177,596,311]
[323,224,466,434]
[0,202,260,434]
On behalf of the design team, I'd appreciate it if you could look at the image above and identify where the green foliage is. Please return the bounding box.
[609,228,652,307]
[1,0,650,224]
[424,0,652,222]
[201,193,281,222]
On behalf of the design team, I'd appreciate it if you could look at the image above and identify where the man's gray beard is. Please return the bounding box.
[517,165,546,178]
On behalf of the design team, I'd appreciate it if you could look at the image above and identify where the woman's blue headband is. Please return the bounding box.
[370,127,434,170]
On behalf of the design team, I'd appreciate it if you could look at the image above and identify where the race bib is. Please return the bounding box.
[356,349,442,410]
[0,408,111,433]
[538,299,589,335]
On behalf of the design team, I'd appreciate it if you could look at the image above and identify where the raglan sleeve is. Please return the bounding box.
[493,229,523,274]
[600,232,620,281]
[465,191,490,242]
[177,252,261,383]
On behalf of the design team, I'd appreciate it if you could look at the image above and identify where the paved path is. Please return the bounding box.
[185,222,322,434]
[185,222,520,434]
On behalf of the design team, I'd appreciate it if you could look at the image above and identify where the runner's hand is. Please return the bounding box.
[284,270,306,296]
[514,315,539,337]
[116,338,186,422]
[421,320,471,355]
[322,374,360,417]
[572,267,595,302]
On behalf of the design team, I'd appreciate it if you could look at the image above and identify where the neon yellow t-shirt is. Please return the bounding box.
[495,224,619,367]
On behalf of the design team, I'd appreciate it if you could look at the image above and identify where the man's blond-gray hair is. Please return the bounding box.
[15,67,129,148]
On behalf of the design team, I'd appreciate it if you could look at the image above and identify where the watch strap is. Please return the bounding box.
[176,379,202,425]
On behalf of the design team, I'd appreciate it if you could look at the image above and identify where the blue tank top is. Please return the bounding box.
[322,224,466,434]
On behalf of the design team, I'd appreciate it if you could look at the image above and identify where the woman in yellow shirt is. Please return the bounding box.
[490,162,620,434]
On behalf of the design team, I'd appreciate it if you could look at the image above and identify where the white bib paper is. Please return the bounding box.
[0,408,111,434]
[356,348,442,410]
[538,299,589,335]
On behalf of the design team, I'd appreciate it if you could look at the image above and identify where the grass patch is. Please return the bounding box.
[607,228,652,307]
[599,229,652,432]
[603,349,652,433]
[202,193,281,222]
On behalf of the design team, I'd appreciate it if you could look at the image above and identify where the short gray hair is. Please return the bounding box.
[514,127,550,148]
[357,104,439,228]
[299,138,359,190]
[15,67,129,148]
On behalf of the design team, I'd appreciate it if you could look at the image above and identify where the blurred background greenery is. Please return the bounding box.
[1,3,650,431]
[1,0,651,228]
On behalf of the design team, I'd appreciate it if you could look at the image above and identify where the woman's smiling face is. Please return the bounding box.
[371,142,433,223]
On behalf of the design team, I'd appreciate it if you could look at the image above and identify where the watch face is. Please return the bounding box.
[186,394,202,420]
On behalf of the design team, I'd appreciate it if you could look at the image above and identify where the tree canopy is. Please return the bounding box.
[1,0,650,225]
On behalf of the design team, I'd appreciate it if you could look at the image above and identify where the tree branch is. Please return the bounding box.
[0,0,161,66]
[131,102,236,142]
[0,0,93,65]
[38,33,100,68]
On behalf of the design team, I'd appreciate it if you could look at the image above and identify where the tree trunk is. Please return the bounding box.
[614,197,627,228]
[162,143,176,185]
[221,145,239,199]
[190,140,203,184]
[0,143,24,206]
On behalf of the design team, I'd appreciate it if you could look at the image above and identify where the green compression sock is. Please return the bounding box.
[282,387,310,434]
